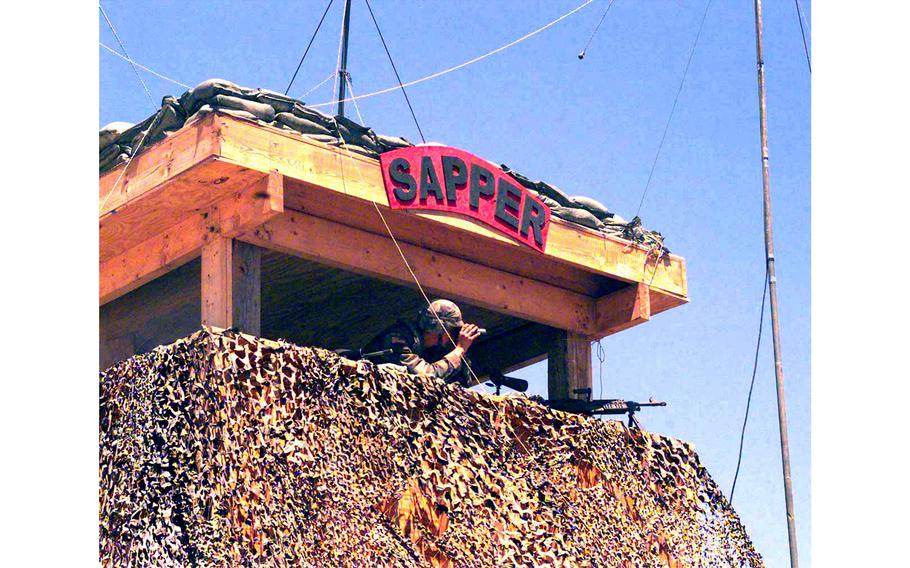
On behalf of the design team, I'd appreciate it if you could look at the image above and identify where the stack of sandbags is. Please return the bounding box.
[99,78,665,247]
[100,328,762,567]
[98,79,413,175]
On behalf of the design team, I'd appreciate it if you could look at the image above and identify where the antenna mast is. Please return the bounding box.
[752,1,799,566]
[336,0,353,117]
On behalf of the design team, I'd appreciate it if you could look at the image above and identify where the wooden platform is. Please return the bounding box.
[100,111,688,394]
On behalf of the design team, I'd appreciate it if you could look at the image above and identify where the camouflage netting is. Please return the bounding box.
[99,78,666,251]
[100,329,761,567]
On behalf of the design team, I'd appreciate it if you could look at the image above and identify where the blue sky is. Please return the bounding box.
[100,1,811,565]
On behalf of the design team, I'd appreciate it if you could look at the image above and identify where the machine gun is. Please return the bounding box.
[484,371,529,395]
[333,347,395,363]
[545,388,667,429]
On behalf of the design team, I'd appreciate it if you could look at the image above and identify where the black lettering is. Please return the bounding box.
[495,178,521,230]
[389,158,417,202]
[469,164,495,209]
[520,197,546,247]
[419,156,444,203]
[441,155,468,203]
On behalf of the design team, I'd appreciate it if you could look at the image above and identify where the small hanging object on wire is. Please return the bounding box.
[578,0,617,60]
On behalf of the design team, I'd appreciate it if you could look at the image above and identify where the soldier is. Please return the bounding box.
[362,299,483,386]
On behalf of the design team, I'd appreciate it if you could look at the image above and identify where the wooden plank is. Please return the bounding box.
[594,283,651,337]
[200,237,264,334]
[281,179,617,296]
[99,113,220,216]
[201,237,233,329]
[100,157,265,262]
[99,171,284,305]
[231,240,261,335]
[469,324,557,378]
[548,331,593,401]
[212,114,687,299]
[240,211,597,335]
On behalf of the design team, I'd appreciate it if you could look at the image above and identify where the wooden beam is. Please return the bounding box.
[100,171,283,305]
[201,237,233,329]
[548,331,592,401]
[201,237,263,335]
[231,241,261,334]
[213,114,688,299]
[594,283,651,337]
[100,157,266,262]
[241,211,597,335]
[99,113,220,216]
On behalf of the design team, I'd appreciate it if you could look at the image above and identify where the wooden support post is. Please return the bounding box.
[201,237,261,335]
[548,331,592,401]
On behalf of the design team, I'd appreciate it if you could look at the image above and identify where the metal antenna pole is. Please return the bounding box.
[753,1,799,566]
[336,0,353,117]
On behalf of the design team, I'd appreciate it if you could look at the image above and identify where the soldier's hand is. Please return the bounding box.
[457,324,482,351]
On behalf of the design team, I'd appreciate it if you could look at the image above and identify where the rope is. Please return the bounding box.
[578,0,617,59]
[302,72,337,100]
[99,111,164,214]
[595,339,606,399]
[310,0,595,109]
[345,76,366,126]
[635,0,713,218]
[99,42,191,89]
[285,0,336,95]
[99,4,156,108]
[729,268,769,504]
[793,0,811,73]
[363,0,427,144]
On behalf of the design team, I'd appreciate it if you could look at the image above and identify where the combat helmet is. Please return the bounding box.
[417,299,464,333]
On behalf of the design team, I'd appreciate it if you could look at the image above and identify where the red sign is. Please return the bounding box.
[380,146,551,253]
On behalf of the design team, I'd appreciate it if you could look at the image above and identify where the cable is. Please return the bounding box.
[363,0,426,144]
[99,111,164,214]
[729,268,769,504]
[578,0,617,59]
[301,72,337,100]
[310,0,595,109]
[793,0,811,73]
[285,0,336,95]
[99,42,191,89]
[345,76,367,126]
[635,0,713,217]
[99,3,156,109]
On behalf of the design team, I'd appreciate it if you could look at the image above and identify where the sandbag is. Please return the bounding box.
[550,205,605,230]
[253,89,298,114]
[535,182,573,207]
[376,134,413,152]
[99,121,133,150]
[570,195,613,220]
[275,112,333,136]
[291,102,336,129]
[333,114,381,153]
[100,148,129,172]
[212,94,276,122]
[179,78,248,115]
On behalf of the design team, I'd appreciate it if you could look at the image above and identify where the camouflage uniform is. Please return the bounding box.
[362,300,472,386]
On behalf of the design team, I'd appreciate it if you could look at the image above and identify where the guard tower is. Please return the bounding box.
[100,112,688,400]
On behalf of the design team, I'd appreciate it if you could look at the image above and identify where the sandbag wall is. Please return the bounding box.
[100,78,666,250]
[100,329,762,567]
